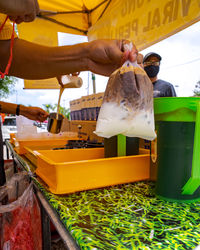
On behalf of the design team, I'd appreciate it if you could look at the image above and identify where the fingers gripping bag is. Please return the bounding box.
[95,45,156,140]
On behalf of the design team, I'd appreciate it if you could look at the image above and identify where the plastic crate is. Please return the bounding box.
[35,148,150,194]
[13,132,80,154]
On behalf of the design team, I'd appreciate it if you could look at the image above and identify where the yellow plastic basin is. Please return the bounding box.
[14,137,81,155]
[36,148,150,194]
[24,144,71,166]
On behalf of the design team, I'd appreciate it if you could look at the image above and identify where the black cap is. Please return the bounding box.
[143,52,162,62]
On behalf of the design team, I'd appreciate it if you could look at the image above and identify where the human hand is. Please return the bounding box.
[20,106,49,122]
[86,39,138,76]
[57,76,64,88]
[57,72,80,88]
[0,0,40,24]
[137,53,144,68]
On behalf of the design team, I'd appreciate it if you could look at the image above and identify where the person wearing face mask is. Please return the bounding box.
[143,52,176,97]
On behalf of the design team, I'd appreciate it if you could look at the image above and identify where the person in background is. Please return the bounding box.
[143,52,176,97]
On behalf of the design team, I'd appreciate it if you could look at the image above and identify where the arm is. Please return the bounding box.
[0,39,137,79]
[0,101,48,122]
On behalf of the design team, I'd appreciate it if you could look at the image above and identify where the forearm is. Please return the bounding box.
[0,38,134,78]
[0,101,28,116]
[0,38,89,79]
[0,101,18,115]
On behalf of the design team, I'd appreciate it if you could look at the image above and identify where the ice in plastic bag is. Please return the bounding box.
[95,55,156,140]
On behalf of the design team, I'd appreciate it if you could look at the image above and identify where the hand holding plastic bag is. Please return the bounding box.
[95,43,156,140]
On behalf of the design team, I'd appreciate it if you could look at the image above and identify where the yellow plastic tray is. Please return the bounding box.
[36,148,150,194]
[24,145,68,166]
[14,136,80,155]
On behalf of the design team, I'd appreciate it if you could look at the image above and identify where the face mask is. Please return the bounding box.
[144,65,159,78]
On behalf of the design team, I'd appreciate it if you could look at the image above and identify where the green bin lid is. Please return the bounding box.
[154,97,200,122]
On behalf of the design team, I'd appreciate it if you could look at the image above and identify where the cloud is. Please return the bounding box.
[167,21,200,46]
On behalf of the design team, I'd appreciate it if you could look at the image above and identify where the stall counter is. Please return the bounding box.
[6,141,200,250]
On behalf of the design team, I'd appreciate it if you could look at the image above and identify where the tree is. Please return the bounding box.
[42,104,55,113]
[58,106,70,119]
[54,104,70,119]
[0,76,17,99]
[42,103,70,119]
[193,80,200,96]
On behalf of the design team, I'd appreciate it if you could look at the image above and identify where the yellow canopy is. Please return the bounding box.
[18,0,111,43]
[18,0,200,49]
[18,0,200,88]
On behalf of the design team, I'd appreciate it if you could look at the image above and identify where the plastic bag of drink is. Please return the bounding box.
[0,172,42,250]
[95,45,156,140]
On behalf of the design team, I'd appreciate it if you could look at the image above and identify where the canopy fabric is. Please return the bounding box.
[17,0,200,49]
[37,0,108,35]
[88,0,200,50]
[18,0,110,41]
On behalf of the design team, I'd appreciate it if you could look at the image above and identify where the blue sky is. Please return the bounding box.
[5,21,200,108]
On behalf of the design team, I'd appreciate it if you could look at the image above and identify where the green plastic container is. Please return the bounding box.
[154,97,200,202]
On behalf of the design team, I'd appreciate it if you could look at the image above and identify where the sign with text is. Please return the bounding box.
[88,0,200,50]
[24,78,60,89]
